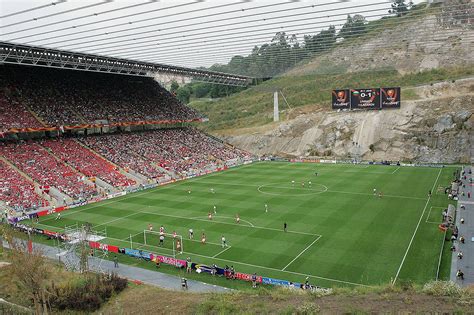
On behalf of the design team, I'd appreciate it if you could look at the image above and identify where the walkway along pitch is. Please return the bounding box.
[1,240,230,293]
[450,166,474,286]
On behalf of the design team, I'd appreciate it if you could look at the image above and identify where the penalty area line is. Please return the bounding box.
[282,235,322,271]
[212,245,232,258]
[393,168,442,284]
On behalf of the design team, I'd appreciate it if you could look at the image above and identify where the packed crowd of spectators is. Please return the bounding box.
[2,64,202,128]
[0,142,97,200]
[0,90,44,130]
[0,128,251,209]
[42,139,136,188]
[80,128,251,177]
[0,159,48,211]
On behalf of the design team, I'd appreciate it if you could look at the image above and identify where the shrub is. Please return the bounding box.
[49,273,128,311]
[422,281,463,297]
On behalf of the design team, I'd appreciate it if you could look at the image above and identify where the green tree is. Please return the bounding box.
[170,80,179,94]
[304,26,337,54]
[339,15,367,39]
[389,0,413,17]
[192,83,211,98]
[176,86,190,103]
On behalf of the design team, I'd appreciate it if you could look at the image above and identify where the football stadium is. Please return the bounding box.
[1,0,473,313]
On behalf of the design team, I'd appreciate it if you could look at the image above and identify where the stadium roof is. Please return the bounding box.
[0,41,252,86]
[1,0,470,80]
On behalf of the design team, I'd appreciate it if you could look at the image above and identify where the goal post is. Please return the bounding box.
[143,230,183,257]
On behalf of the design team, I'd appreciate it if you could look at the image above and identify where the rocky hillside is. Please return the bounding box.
[219,78,474,163]
[286,14,474,77]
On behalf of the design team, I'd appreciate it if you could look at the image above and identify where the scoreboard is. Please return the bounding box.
[350,88,380,110]
[331,87,401,110]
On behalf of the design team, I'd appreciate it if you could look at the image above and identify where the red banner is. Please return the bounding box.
[235,272,262,283]
[89,241,119,253]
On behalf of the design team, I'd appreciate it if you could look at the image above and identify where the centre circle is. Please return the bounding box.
[257,183,328,196]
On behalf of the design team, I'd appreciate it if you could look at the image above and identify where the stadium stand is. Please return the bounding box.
[79,128,250,177]
[0,65,252,211]
[0,90,44,130]
[2,64,202,128]
[0,159,48,211]
[42,139,136,188]
[0,142,97,201]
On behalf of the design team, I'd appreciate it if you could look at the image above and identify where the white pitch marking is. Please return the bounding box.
[425,206,444,223]
[190,215,254,227]
[212,245,232,258]
[393,168,442,284]
[33,221,366,287]
[282,235,322,271]
[391,166,401,174]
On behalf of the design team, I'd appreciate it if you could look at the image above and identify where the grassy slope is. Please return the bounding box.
[190,67,474,131]
[23,162,457,289]
[2,253,471,314]
[98,283,473,314]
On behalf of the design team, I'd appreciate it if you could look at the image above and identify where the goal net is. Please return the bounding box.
[143,230,183,257]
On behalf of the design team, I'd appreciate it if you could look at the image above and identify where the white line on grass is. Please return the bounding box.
[94,211,140,228]
[282,235,322,271]
[35,221,366,287]
[212,245,232,258]
[134,210,319,236]
[182,248,371,287]
[392,168,442,284]
[190,215,255,227]
[39,162,257,223]
[391,166,400,174]
[196,180,426,201]
[425,206,444,224]
[109,235,224,248]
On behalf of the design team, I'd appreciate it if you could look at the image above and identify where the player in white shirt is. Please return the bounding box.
[291,180,295,187]
[236,214,240,224]
[189,228,194,239]
[221,235,227,248]
[213,205,217,214]
[265,204,268,213]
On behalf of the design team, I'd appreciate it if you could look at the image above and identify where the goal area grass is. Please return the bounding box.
[28,161,456,288]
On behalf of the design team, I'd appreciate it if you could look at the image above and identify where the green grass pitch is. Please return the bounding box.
[30,162,456,288]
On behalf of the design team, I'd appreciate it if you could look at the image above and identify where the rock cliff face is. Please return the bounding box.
[285,14,474,76]
[220,78,474,163]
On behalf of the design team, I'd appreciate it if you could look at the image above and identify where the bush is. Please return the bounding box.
[422,281,463,297]
[49,273,128,311]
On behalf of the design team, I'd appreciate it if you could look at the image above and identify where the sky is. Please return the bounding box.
[1,0,425,68]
